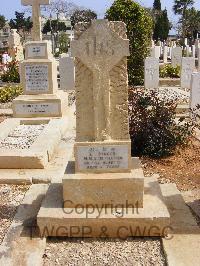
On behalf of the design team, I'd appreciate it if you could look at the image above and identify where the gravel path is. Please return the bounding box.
[43,237,166,266]
[0,124,46,149]
[0,184,30,244]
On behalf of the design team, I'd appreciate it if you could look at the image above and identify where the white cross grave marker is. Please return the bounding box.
[21,0,50,41]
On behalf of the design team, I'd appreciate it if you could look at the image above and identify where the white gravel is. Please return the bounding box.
[0,184,29,244]
[158,87,190,104]
[43,238,166,265]
[0,124,46,150]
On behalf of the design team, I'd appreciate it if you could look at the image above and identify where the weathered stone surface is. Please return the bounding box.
[0,184,48,266]
[161,184,200,266]
[63,158,144,208]
[144,57,159,89]
[37,176,170,238]
[171,47,182,67]
[72,20,130,142]
[181,57,195,89]
[182,189,200,220]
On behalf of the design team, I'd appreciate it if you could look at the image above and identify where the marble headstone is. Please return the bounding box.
[181,57,195,89]
[59,53,75,91]
[145,57,159,89]
[171,47,182,67]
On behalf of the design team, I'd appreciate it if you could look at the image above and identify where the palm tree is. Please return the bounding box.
[173,0,194,38]
[173,0,194,15]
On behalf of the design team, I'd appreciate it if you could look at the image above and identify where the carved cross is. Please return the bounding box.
[71,20,129,141]
[21,0,50,41]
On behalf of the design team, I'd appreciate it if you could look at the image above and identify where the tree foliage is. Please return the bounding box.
[71,9,97,28]
[129,87,195,158]
[44,0,77,17]
[42,19,67,34]
[173,0,194,38]
[153,0,161,11]
[0,15,6,30]
[184,7,200,39]
[153,8,171,41]
[105,0,153,86]
[9,12,32,32]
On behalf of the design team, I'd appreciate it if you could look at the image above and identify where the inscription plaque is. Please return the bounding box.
[25,65,49,92]
[15,103,59,115]
[28,45,46,58]
[77,145,129,171]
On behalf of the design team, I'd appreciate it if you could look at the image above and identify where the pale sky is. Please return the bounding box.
[0,0,200,32]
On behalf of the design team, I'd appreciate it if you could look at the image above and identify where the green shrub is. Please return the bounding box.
[0,61,20,83]
[160,64,180,78]
[129,87,195,158]
[105,0,153,86]
[0,85,22,103]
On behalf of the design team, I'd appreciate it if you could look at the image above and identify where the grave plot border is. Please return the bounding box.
[0,117,68,169]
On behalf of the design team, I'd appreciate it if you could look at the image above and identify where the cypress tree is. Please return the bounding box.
[153,0,161,11]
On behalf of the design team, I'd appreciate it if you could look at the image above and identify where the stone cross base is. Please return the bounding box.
[37,158,170,238]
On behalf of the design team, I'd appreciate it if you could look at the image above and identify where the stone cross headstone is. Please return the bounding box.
[181,57,195,89]
[145,57,159,89]
[72,20,130,142]
[71,19,131,173]
[171,47,182,67]
[21,0,50,41]
[190,72,200,113]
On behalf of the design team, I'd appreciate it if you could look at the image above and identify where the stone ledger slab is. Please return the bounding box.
[37,176,170,238]
[0,117,68,169]
[74,141,132,173]
[63,158,144,208]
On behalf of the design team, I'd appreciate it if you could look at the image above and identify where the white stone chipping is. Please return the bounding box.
[0,124,46,150]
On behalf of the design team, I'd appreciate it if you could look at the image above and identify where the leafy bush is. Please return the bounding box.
[0,61,20,83]
[105,0,153,86]
[0,85,22,103]
[160,64,180,78]
[129,87,195,158]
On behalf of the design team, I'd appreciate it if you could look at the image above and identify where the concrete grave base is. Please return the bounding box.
[63,158,144,208]
[37,159,171,238]
[12,91,68,118]
[0,117,68,169]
